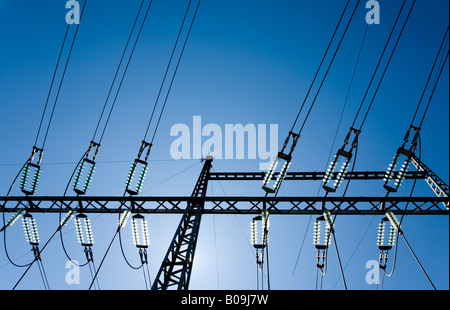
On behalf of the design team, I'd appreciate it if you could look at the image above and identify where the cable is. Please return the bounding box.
[378,29,449,287]
[143,0,193,141]
[54,1,155,275]
[40,0,88,150]
[332,231,347,290]
[91,0,146,141]
[400,231,436,290]
[34,22,71,147]
[358,0,417,130]
[417,51,449,129]
[290,0,351,132]
[287,20,369,292]
[383,135,437,290]
[297,0,361,134]
[321,2,418,288]
[351,0,408,129]
[326,24,368,159]
[3,1,87,268]
[276,0,361,282]
[410,26,449,126]
[88,229,119,290]
[98,0,154,144]
[149,0,202,144]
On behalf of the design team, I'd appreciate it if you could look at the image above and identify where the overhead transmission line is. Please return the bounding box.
[123,0,202,200]
[8,0,154,290]
[257,0,361,290]
[1,0,88,290]
[89,0,202,290]
[288,4,370,291]
[378,24,449,291]
[262,0,360,197]
[314,0,418,290]
[56,0,154,290]
[287,0,418,290]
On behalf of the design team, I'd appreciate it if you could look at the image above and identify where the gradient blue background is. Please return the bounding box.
[0,0,448,290]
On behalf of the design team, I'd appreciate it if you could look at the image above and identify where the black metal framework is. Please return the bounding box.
[1,157,448,291]
[411,155,449,209]
[208,170,426,181]
[1,196,448,216]
[151,156,213,290]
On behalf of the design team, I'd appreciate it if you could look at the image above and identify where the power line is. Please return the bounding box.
[290,0,351,132]
[142,0,194,141]
[98,0,154,144]
[297,0,361,135]
[149,0,202,145]
[417,51,449,129]
[410,26,449,127]
[40,0,89,150]
[34,21,71,147]
[91,0,147,142]
[351,0,409,129]
[358,0,416,130]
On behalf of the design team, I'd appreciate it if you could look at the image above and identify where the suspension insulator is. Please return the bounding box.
[322,150,352,192]
[377,214,398,251]
[73,158,96,195]
[313,215,331,250]
[73,141,100,195]
[385,210,401,231]
[3,209,25,231]
[119,209,131,229]
[21,147,43,196]
[131,214,149,249]
[75,213,94,247]
[383,148,412,193]
[60,209,76,227]
[125,159,149,195]
[323,127,359,193]
[125,141,152,196]
[250,210,270,249]
[22,213,40,246]
[383,125,420,193]
[21,163,41,196]
[262,131,299,194]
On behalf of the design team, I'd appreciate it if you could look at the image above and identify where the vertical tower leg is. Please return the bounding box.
[152,157,212,290]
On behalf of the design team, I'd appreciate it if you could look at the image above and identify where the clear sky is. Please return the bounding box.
[0,0,448,290]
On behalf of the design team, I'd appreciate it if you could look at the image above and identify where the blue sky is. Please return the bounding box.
[0,0,448,290]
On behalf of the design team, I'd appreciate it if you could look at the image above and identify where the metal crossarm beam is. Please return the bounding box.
[151,157,213,290]
[208,171,426,181]
[411,155,449,209]
[1,196,448,216]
